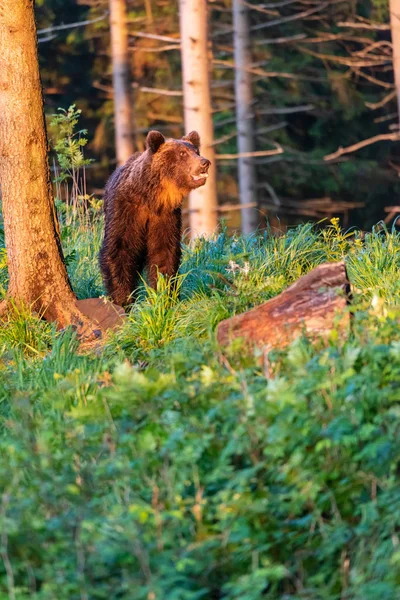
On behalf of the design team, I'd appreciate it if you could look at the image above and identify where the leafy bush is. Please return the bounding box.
[1,218,400,598]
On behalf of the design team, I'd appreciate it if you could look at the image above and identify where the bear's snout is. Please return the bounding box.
[191,156,211,184]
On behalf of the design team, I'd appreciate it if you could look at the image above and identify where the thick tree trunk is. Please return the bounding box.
[233,0,259,234]
[109,0,135,165]
[179,0,218,237]
[390,0,400,126]
[217,262,351,350]
[0,0,98,335]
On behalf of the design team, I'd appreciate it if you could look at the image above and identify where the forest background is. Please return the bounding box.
[35,0,400,233]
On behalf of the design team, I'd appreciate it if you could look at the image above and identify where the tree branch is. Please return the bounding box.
[132,44,180,52]
[297,32,374,44]
[354,40,392,57]
[130,31,180,43]
[337,21,390,31]
[213,59,326,82]
[365,91,397,110]
[211,1,329,37]
[37,34,57,44]
[252,2,329,31]
[211,130,238,146]
[352,68,394,90]
[257,0,299,7]
[255,33,307,45]
[146,112,183,123]
[37,12,107,35]
[299,46,392,68]
[139,86,183,96]
[258,104,314,115]
[216,146,283,159]
[239,0,279,16]
[256,121,288,134]
[324,133,400,161]
[217,202,258,212]
[375,112,398,124]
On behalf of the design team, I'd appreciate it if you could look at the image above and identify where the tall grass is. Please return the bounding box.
[2,204,400,360]
[0,212,400,598]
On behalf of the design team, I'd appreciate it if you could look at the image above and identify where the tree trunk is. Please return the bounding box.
[217,262,351,350]
[0,0,98,336]
[144,0,154,25]
[179,0,218,237]
[109,0,135,165]
[233,0,259,234]
[390,0,400,126]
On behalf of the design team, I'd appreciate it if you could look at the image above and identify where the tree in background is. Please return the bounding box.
[233,0,259,233]
[390,0,400,124]
[0,0,97,336]
[179,0,218,237]
[34,0,400,232]
[109,0,135,164]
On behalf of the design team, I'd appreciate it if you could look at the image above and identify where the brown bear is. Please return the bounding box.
[99,130,211,306]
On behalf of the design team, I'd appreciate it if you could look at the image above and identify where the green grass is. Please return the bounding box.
[0,215,400,599]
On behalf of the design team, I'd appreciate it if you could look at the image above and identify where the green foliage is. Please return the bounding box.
[0,248,8,299]
[63,216,104,300]
[49,105,101,227]
[50,105,92,179]
[0,302,54,358]
[371,0,390,22]
[1,215,400,597]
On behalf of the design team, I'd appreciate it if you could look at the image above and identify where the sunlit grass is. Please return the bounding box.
[0,215,400,597]
[1,212,400,362]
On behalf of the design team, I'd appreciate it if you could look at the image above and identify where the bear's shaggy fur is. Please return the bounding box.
[99,130,211,306]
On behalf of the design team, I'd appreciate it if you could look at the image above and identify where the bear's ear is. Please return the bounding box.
[146,130,165,153]
[182,131,200,150]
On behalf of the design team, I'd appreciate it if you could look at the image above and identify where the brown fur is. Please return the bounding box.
[99,130,210,306]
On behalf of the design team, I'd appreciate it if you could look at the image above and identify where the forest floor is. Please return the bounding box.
[0,216,400,598]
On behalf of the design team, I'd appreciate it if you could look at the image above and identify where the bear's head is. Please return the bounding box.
[146,130,211,191]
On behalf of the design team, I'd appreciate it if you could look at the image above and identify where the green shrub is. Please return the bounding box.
[1,315,400,599]
[1,215,400,598]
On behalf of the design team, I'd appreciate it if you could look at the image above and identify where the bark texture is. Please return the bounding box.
[390,0,400,125]
[233,0,259,234]
[217,262,351,350]
[0,0,98,334]
[109,0,135,165]
[179,0,218,237]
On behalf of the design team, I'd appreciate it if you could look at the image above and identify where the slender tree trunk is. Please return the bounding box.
[144,0,154,25]
[109,0,135,165]
[0,0,98,335]
[233,0,259,234]
[179,0,218,237]
[390,0,400,126]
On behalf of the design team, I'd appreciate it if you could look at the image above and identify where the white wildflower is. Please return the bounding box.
[226,260,240,274]
[241,261,250,276]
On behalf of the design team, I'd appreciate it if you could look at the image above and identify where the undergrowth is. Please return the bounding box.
[0,213,400,599]
[0,108,400,598]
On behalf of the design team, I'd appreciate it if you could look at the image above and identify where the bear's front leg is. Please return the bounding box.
[100,236,146,307]
[146,210,182,290]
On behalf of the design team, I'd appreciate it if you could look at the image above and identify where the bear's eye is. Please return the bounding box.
[180,151,186,157]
